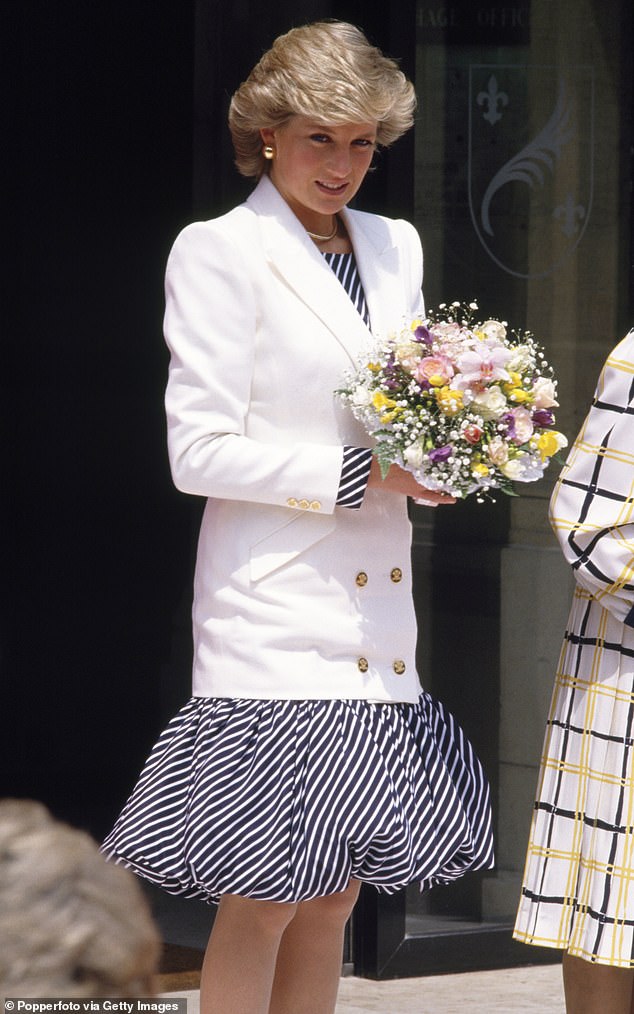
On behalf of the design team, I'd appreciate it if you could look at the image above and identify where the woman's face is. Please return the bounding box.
[260,116,377,233]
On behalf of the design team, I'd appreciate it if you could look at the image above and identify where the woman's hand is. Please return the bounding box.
[367,458,456,507]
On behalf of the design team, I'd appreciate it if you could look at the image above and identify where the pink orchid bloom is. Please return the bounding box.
[455,344,511,388]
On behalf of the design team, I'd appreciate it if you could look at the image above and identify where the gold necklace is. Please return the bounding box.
[306,218,338,242]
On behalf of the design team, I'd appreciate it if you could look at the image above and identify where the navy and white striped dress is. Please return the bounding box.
[102,251,494,904]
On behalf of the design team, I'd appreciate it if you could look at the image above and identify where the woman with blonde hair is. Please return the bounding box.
[103,20,494,1014]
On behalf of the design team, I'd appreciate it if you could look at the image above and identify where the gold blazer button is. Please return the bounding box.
[355,572,368,587]
[393,659,406,675]
[357,657,369,672]
[287,497,298,508]
[390,567,403,583]
[310,500,322,511]
[298,498,310,510]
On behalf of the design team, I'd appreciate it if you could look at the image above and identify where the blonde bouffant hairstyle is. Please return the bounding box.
[229,20,416,179]
[0,800,160,999]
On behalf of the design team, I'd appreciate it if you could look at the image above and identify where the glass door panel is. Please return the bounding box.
[406,0,632,943]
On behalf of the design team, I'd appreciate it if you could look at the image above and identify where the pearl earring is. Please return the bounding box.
[263,145,275,160]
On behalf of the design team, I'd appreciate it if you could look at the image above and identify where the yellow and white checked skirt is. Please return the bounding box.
[514,586,634,967]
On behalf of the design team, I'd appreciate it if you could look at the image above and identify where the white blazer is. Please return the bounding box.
[164,174,425,701]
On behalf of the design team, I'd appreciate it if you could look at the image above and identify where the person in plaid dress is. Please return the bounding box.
[514,329,634,1012]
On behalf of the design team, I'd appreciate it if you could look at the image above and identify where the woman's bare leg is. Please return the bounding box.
[268,879,362,1014]
[199,894,297,1014]
[562,952,634,1014]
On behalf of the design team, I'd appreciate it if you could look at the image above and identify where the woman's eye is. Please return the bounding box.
[310,134,330,143]
[354,139,375,148]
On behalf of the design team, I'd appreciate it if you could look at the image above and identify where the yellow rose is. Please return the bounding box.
[508,388,532,404]
[436,387,464,415]
[472,463,490,477]
[536,430,568,461]
[371,391,400,424]
[372,391,397,412]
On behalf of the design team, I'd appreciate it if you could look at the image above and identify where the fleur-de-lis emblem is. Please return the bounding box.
[480,83,574,236]
[468,65,594,278]
[477,76,509,125]
[553,193,586,238]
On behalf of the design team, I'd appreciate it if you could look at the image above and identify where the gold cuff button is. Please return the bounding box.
[357,657,369,673]
[390,567,403,583]
[310,500,322,511]
[393,659,406,675]
[287,497,298,508]
[298,498,310,510]
[355,572,368,587]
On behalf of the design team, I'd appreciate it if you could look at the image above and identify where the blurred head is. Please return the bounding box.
[229,20,416,180]
[0,800,160,998]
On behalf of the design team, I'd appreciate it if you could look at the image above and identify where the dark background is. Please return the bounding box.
[3,0,417,837]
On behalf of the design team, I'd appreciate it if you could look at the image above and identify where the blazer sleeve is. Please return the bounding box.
[163,221,344,512]
[549,330,634,626]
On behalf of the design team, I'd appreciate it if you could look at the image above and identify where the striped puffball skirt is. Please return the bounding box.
[102,692,494,904]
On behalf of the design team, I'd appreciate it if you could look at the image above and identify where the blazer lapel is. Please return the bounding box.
[246,177,372,363]
[341,206,403,339]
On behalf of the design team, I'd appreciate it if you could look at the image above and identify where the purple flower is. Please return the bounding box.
[499,412,516,438]
[428,444,453,463]
[414,325,434,345]
[532,408,555,427]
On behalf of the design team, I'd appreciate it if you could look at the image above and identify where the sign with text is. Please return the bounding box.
[417,1,531,44]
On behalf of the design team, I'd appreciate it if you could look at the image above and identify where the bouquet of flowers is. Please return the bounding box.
[337,301,567,500]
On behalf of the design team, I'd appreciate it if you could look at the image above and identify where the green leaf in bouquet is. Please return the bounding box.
[373,443,394,480]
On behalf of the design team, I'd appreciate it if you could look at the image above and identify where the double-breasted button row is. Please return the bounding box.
[357,657,407,675]
[286,497,322,511]
[354,567,403,586]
